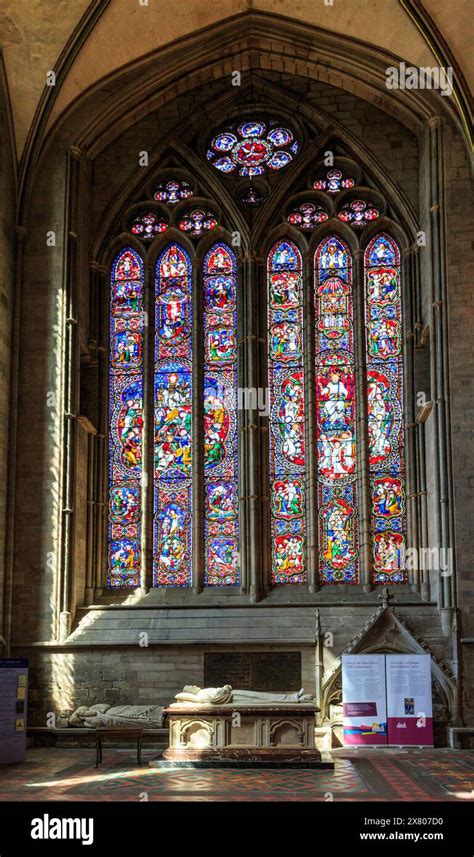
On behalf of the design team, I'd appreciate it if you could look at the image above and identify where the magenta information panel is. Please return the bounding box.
[342,654,388,745]
[342,654,433,747]
[386,654,433,746]
[0,657,28,764]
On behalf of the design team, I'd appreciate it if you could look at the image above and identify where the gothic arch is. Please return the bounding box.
[92,142,251,265]
[19,8,466,227]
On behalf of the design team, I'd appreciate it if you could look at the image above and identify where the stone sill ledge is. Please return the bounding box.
[27,727,167,735]
[10,638,318,649]
[164,705,318,714]
[77,598,437,611]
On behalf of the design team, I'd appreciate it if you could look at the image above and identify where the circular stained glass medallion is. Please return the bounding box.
[208,119,298,178]
[237,121,265,137]
[267,127,293,147]
[338,199,379,228]
[154,179,193,204]
[313,168,355,194]
[287,202,329,230]
[213,133,238,152]
[130,212,168,239]
[233,137,272,168]
[178,209,218,238]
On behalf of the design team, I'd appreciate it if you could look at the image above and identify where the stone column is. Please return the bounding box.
[237,253,248,594]
[411,248,431,601]
[403,246,420,591]
[58,146,81,641]
[353,248,372,591]
[428,117,455,632]
[303,251,319,592]
[2,225,28,654]
[416,407,431,601]
[314,610,324,711]
[80,416,97,605]
[89,262,107,596]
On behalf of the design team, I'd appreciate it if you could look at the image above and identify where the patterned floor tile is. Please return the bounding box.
[0,748,472,802]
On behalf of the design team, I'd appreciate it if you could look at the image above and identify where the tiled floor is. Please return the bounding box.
[0,748,473,802]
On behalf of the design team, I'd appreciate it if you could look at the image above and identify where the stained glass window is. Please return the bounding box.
[365,234,405,583]
[208,120,297,177]
[178,209,217,238]
[268,241,306,584]
[203,244,239,585]
[338,199,379,228]
[108,163,406,592]
[154,179,193,204]
[153,244,193,586]
[241,186,265,206]
[108,248,144,588]
[130,212,168,240]
[313,168,355,193]
[314,237,358,583]
[287,202,329,230]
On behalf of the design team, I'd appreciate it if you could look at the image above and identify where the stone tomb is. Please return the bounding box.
[150,686,333,767]
[157,704,327,766]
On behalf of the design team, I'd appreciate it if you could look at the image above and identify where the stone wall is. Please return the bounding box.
[443,118,474,722]
[11,138,68,644]
[0,75,17,647]
[20,603,450,726]
[5,64,472,736]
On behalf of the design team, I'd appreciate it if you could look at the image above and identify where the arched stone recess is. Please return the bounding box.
[178,719,215,749]
[319,601,456,746]
[2,3,471,740]
[19,9,467,223]
[41,16,452,153]
[269,718,305,747]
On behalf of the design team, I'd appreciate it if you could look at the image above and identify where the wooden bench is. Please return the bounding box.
[94,728,144,767]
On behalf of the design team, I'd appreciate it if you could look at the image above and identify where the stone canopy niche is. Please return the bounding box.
[204,652,301,692]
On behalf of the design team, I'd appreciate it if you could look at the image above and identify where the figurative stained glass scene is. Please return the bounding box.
[268,241,306,584]
[108,248,144,587]
[207,119,298,177]
[107,158,406,591]
[154,244,193,586]
[314,237,358,583]
[203,244,239,585]
[365,233,405,583]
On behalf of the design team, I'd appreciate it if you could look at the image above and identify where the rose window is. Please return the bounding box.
[207,121,298,177]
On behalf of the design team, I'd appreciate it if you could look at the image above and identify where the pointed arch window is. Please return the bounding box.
[107,237,241,589]
[365,233,406,583]
[203,244,240,585]
[265,231,406,587]
[106,163,408,593]
[315,236,358,584]
[154,244,193,586]
[267,241,306,584]
[108,248,144,588]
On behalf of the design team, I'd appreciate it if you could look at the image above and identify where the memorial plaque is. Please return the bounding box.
[204,652,301,691]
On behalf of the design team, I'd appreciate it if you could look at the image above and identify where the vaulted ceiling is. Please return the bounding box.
[1,0,471,163]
